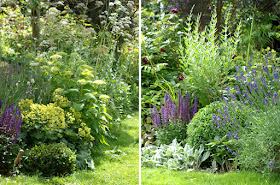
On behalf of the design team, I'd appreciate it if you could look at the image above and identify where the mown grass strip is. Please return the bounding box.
[142,167,280,185]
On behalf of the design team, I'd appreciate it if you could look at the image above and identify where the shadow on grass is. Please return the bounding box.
[92,112,139,166]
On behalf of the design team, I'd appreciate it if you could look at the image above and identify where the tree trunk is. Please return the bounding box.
[216,0,223,38]
[31,5,40,50]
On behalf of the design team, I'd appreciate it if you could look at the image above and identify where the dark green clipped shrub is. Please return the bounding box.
[156,120,187,145]
[22,143,76,177]
[187,101,249,149]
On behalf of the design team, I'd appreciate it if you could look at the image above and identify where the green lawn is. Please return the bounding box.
[142,167,280,185]
[0,111,139,185]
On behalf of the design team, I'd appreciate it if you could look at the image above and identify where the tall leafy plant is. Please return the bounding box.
[179,10,242,106]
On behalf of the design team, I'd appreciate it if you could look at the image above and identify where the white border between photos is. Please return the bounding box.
[139,0,142,184]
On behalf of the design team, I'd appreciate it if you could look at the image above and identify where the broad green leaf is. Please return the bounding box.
[66,88,80,94]
[73,102,84,111]
[84,93,97,100]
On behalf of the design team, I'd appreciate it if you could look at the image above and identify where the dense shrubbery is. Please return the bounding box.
[22,143,76,177]
[142,0,280,175]
[0,0,138,176]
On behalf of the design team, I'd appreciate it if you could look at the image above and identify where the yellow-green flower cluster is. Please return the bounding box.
[52,88,71,108]
[19,99,34,113]
[20,100,66,130]
[53,95,71,108]
[99,94,110,100]
[19,99,95,142]
[78,122,94,141]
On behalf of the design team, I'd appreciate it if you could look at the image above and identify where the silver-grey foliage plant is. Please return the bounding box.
[141,139,210,170]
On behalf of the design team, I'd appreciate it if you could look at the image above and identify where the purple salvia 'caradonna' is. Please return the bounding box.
[150,91,198,129]
[0,101,23,142]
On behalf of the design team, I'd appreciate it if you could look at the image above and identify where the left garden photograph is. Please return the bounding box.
[0,0,139,184]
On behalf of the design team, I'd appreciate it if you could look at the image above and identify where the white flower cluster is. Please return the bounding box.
[99,0,136,43]
[47,7,61,17]
[95,1,104,8]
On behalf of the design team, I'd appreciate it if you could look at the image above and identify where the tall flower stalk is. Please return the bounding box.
[150,90,198,128]
[0,100,22,142]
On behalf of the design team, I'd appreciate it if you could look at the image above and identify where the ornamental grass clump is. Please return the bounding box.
[0,100,23,176]
[150,91,198,144]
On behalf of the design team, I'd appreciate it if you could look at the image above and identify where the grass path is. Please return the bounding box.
[0,111,139,185]
[142,167,280,185]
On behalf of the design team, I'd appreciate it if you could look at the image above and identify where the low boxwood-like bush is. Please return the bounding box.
[22,143,76,177]
[187,101,249,149]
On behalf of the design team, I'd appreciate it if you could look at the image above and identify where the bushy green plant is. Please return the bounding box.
[179,10,242,106]
[187,101,225,149]
[29,52,113,144]
[22,143,76,177]
[142,139,210,170]
[18,98,94,170]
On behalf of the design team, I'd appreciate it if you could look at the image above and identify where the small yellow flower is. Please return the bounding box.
[99,94,110,99]
[51,66,60,72]
[64,70,74,77]
[78,79,88,85]
[70,53,79,57]
[81,70,94,79]
[93,80,106,85]
[54,88,64,95]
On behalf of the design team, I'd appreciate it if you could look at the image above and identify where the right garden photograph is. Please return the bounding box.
[141,0,280,184]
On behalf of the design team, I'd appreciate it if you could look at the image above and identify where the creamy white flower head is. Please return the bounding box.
[60,19,69,25]
[47,7,61,16]
[50,54,62,60]
[39,40,49,47]
[30,61,39,66]
[92,80,106,85]
[78,79,88,85]
[101,20,107,25]
[109,2,114,7]
[99,95,110,99]
[114,0,121,5]
[95,1,104,8]
[127,1,134,8]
